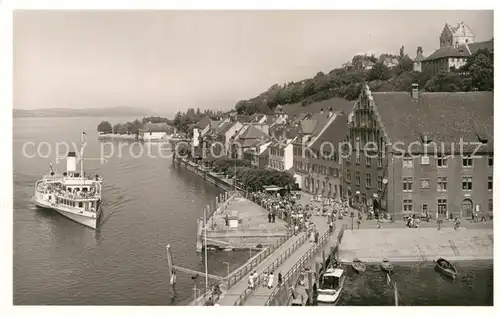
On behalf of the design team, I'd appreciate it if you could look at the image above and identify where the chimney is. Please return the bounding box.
[328,107,333,118]
[66,152,77,173]
[320,108,324,114]
[411,83,419,100]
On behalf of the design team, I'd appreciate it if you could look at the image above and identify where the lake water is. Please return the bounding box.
[13,117,493,306]
[13,117,250,305]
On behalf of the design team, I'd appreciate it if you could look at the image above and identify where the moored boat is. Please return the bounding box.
[317,266,346,305]
[352,258,366,273]
[435,257,458,279]
[380,258,393,273]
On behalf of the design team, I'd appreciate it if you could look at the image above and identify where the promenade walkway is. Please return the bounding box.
[243,217,333,306]
[217,231,307,305]
[217,212,334,306]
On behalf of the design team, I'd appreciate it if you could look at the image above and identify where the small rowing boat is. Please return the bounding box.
[435,257,458,279]
[380,258,393,273]
[352,258,366,273]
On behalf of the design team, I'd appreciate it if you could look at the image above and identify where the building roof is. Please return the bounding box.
[237,115,253,123]
[371,90,493,152]
[467,39,494,55]
[425,39,493,61]
[238,138,261,148]
[217,121,236,136]
[238,124,268,140]
[198,116,211,129]
[210,120,221,129]
[309,112,348,151]
[425,46,466,61]
[279,97,354,117]
[258,147,270,158]
[143,122,172,133]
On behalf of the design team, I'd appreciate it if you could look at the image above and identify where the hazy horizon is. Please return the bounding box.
[14,10,493,115]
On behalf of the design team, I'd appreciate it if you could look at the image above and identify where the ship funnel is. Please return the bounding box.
[66,152,77,172]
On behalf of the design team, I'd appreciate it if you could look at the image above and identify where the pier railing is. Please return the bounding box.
[264,227,336,306]
[225,230,292,289]
[233,232,309,306]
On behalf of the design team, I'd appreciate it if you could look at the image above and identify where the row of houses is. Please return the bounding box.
[192,84,493,220]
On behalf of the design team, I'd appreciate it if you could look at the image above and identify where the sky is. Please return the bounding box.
[13,10,493,115]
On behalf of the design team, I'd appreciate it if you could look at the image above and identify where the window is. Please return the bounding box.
[462,156,473,167]
[402,177,413,192]
[422,203,428,213]
[488,176,493,191]
[462,176,473,191]
[489,199,493,213]
[437,177,447,192]
[377,176,383,191]
[366,173,372,188]
[361,193,367,205]
[437,155,448,168]
[346,170,351,183]
[403,199,413,212]
[437,199,447,216]
[329,183,332,192]
[355,172,360,186]
[420,178,430,189]
[403,156,413,168]
[366,156,371,166]
[356,154,360,164]
[488,155,493,166]
[377,155,383,168]
[421,156,430,165]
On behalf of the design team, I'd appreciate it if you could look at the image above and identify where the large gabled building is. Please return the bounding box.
[343,84,493,220]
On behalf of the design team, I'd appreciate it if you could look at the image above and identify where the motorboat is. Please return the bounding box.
[380,258,393,274]
[435,257,458,279]
[352,258,366,273]
[317,266,346,305]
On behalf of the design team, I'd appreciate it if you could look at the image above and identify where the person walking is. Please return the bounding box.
[248,272,254,289]
[278,272,283,287]
[268,272,274,289]
[272,212,276,223]
[356,219,361,230]
[263,271,268,287]
[268,212,272,223]
[252,270,258,288]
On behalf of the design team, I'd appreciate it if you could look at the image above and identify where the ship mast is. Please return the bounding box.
[80,132,84,189]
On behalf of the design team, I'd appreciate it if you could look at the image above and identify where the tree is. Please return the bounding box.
[461,48,494,91]
[112,123,122,134]
[367,62,391,81]
[424,71,465,92]
[399,46,405,59]
[97,121,112,133]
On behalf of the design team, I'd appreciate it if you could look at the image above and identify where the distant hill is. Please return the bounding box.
[13,106,156,118]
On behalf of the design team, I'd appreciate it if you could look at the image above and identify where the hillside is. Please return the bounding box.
[13,106,156,118]
[233,46,493,115]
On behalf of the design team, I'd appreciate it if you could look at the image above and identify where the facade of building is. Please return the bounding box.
[268,137,295,172]
[140,122,173,141]
[440,22,475,48]
[342,84,493,220]
[292,98,353,195]
[294,109,348,200]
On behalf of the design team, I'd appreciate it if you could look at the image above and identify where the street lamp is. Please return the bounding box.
[350,211,355,230]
